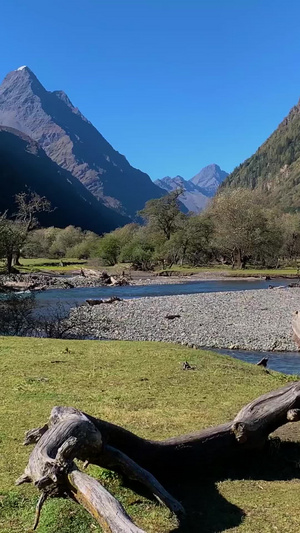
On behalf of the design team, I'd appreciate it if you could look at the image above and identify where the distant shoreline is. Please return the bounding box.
[129,269,300,285]
[0,267,298,292]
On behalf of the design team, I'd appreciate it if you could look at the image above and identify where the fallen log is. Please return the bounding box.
[110,275,129,286]
[86,296,122,306]
[0,281,38,292]
[18,381,300,531]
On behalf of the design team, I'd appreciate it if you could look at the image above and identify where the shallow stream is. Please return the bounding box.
[35,277,291,306]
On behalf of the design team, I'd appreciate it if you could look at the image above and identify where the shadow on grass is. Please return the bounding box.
[171,480,243,532]
[125,439,300,532]
[170,440,300,532]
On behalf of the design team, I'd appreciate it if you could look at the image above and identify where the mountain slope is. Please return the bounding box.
[155,164,228,213]
[0,126,129,232]
[221,100,300,208]
[0,66,163,217]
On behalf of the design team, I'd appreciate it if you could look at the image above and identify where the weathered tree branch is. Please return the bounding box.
[18,381,300,531]
[68,467,145,533]
[100,444,185,516]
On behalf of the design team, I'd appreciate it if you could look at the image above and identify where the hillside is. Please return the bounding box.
[0,66,164,218]
[0,126,129,232]
[222,100,300,208]
[155,164,228,213]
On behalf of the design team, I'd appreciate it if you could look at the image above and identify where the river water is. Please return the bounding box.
[35,277,290,305]
[216,348,300,376]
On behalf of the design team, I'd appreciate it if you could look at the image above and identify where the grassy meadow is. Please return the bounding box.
[1,256,299,278]
[157,265,300,278]
[1,337,300,531]
[8,258,87,273]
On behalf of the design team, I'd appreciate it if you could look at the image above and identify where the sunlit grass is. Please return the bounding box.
[0,337,300,531]
[1,257,298,278]
[0,257,87,273]
[158,265,299,277]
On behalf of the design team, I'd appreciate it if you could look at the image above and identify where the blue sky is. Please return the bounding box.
[1,0,300,180]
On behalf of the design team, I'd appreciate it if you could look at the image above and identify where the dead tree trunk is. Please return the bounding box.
[18,381,300,531]
[292,311,300,348]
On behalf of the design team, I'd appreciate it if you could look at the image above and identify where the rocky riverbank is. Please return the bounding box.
[0,267,295,292]
[71,287,300,351]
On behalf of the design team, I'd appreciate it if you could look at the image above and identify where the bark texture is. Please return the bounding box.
[18,381,300,531]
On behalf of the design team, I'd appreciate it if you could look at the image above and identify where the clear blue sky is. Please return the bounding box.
[1,0,300,180]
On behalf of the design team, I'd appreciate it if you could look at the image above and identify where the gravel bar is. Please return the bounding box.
[73,288,300,351]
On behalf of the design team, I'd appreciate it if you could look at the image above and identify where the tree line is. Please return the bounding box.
[95,188,300,270]
[1,188,300,272]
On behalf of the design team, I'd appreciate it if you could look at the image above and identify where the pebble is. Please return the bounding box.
[71,288,300,352]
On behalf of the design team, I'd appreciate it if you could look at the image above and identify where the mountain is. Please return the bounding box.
[221,100,300,209]
[155,165,228,213]
[190,164,228,196]
[0,66,164,218]
[0,125,129,232]
[155,175,208,212]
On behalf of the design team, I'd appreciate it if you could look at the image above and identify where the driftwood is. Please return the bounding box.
[0,281,39,292]
[292,310,300,348]
[18,381,300,531]
[182,361,196,370]
[256,357,268,367]
[86,297,123,306]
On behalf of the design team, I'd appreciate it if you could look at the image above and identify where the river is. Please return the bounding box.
[35,277,290,305]
[216,348,300,376]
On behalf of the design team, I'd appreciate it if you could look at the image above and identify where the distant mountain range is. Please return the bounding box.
[0,125,129,232]
[0,66,163,222]
[221,99,300,209]
[155,164,228,212]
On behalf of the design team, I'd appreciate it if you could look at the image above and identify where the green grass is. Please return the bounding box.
[158,265,299,277]
[1,257,299,278]
[0,258,132,275]
[18,257,87,272]
[0,258,87,273]
[0,337,300,532]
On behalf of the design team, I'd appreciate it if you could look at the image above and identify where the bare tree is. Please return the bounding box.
[34,301,94,339]
[13,192,52,265]
[0,295,100,339]
[0,293,36,335]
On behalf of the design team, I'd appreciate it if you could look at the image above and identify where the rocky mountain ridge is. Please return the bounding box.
[155,164,228,212]
[0,125,129,232]
[0,66,164,218]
